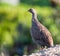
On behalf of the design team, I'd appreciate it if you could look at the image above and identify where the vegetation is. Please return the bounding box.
[0,0,60,55]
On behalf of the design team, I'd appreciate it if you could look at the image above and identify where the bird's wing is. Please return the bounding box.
[37,23,53,46]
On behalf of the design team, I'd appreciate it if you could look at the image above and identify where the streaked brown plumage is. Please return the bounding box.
[28,8,53,48]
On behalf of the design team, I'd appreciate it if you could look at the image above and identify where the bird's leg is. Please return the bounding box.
[40,46,46,50]
[41,46,44,50]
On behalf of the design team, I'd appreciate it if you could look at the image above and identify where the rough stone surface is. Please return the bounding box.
[23,45,60,56]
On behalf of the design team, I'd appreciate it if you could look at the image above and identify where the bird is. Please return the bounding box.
[28,8,54,49]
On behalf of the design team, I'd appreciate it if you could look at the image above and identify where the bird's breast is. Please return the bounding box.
[30,25,41,40]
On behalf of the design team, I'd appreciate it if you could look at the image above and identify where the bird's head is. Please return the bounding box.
[28,8,36,14]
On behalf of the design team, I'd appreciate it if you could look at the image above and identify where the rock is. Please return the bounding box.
[26,45,60,56]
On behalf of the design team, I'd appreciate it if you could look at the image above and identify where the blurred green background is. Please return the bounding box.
[0,0,60,56]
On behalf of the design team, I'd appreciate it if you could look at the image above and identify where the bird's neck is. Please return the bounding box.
[32,13,38,22]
